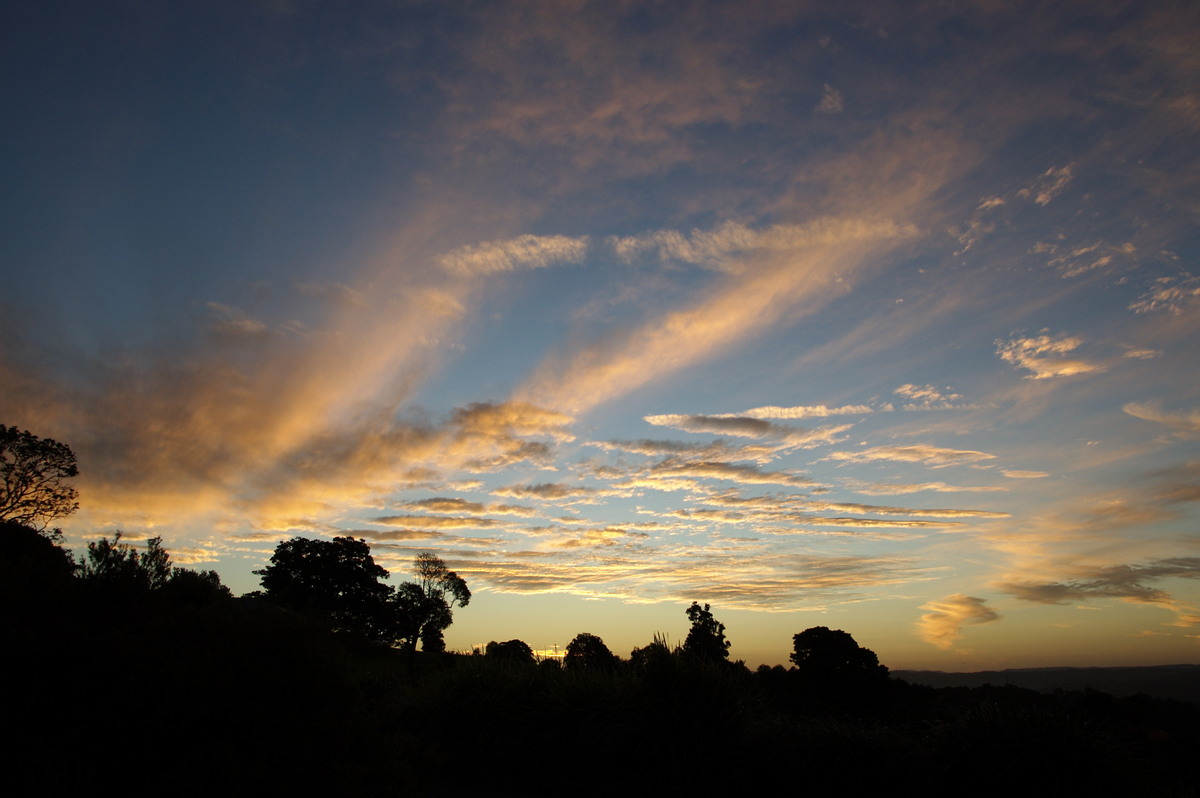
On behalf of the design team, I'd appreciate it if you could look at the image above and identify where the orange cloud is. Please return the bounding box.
[917,594,1001,649]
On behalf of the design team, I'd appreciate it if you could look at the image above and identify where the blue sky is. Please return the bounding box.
[3,0,1199,669]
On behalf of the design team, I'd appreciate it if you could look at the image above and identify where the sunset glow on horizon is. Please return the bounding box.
[3,0,1199,671]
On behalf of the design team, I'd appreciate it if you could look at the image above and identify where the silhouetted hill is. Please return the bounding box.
[894,665,1200,703]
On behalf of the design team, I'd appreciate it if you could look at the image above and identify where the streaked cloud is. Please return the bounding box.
[829,445,996,468]
[371,515,500,529]
[205,303,269,341]
[462,549,923,611]
[439,234,590,276]
[791,500,1008,520]
[917,594,1001,650]
[998,558,1200,627]
[518,217,920,414]
[995,332,1105,379]
[352,528,454,542]
[849,481,1007,495]
[493,483,595,501]
[608,219,915,272]
[1130,274,1200,315]
[643,413,851,446]
[645,460,814,487]
[400,497,539,517]
[588,438,785,465]
[893,384,975,411]
[735,404,876,419]
[1149,462,1200,505]
[1018,164,1073,206]
[1124,402,1200,435]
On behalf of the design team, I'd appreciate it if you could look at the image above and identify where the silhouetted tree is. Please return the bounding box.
[682,602,730,664]
[161,567,233,604]
[790,626,889,680]
[78,532,174,594]
[390,552,470,653]
[255,536,392,640]
[1,425,79,531]
[563,632,617,671]
[77,532,233,603]
[486,639,536,666]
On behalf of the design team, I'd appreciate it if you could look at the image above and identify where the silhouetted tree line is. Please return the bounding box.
[4,425,1199,796]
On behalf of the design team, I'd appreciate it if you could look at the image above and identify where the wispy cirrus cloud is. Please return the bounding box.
[787,500,1008,520]
[460,548,922,611]
[643,459,814,487]
[643,413,852,446]
[644,413,783,438]
[735,404,877,419]
[371,515,500,529]
[438,234,590,276]
[205,303,270,341]
[519,524,649,551]
[829,445,996,468]
[517,216,920,415]
[1002,470,1049,479]
[1039,240,1135,279]
[1130,273,1200,315]
[492,482,597,501]
[1124,402,1200,436]
[1017,164,1073,206]
[588,438,785,465]
[399,497,539,517]
[847,481,1007,495]
[608,219,914,273]
[352,528,455,542]
[995,332,1105,379]
[893,384,976,411]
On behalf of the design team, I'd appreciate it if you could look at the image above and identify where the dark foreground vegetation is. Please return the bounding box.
[3,427,1199,795]
[4,522,1199,797]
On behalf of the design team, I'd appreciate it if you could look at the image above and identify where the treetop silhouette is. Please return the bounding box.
[255,535,393,641]
[393,552,470,653]
[790,626,889,680]
[682,602,730,664]
[485,638,536,666]
[563,632,617,671]
[1,424,79,531]
[255,537,469,651]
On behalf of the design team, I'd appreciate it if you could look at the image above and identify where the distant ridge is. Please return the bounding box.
[893,664,1200,703]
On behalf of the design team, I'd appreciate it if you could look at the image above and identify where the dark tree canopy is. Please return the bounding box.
[392,552,470,653]
[1,425,79,531]
[76,532,232,602]
[682,602,730,663]
[563,632,617,671]
[790,626,889,680]
[161,567,234,604]
[485,639,536,666]
[255,536,392,640]
[79,532,173,593]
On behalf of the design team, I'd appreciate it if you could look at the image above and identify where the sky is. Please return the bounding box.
[3,0,1199,670]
